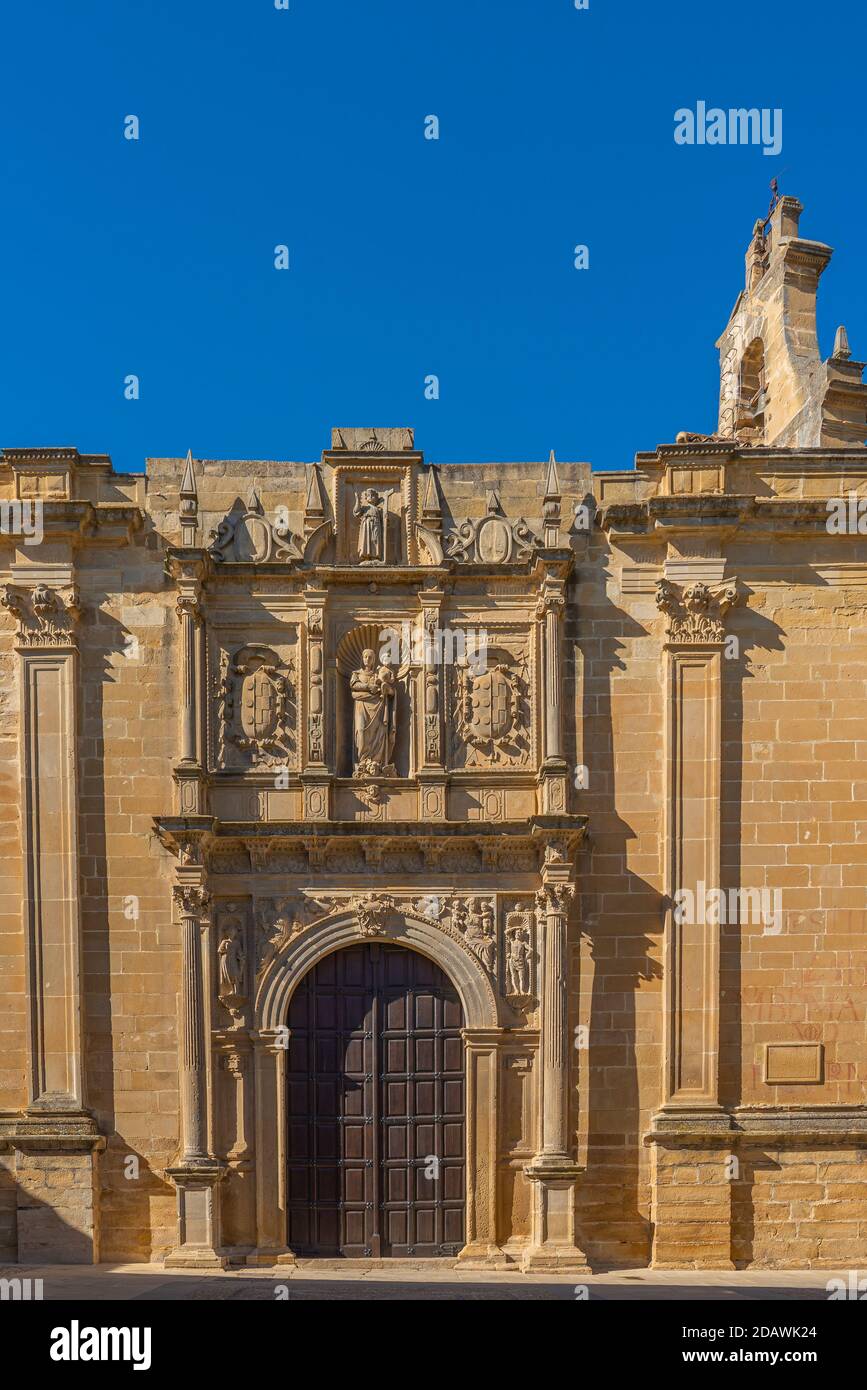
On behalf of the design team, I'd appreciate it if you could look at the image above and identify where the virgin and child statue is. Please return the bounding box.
[350,648,397,777]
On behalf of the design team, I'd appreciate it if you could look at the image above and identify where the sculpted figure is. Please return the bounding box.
[218,922,245,1002]
[354,488,387,563]
[506,926,531,996]
[350,648,397,776]
[465,896,496,974]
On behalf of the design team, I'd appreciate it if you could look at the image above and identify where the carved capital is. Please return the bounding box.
[535,883,575,915]
[655,578,739,645]
[2,583,81,648]
[173,884,210,919]
[534,588,566,622]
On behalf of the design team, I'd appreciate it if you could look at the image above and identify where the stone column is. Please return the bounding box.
[655,579,739,1115]
[2,583,86,1113]
[535,578,569,815]
[0,582,104,1264]
[169,556,207,816]
[523,848,588,1271]
[248,1029,295,1266]
[650,577,739,1269]
[456,1029,503,1267]
[165,884,226,1268]
[417,587,446,821]
[301,586,330,821]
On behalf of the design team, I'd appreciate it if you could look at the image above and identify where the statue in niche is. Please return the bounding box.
[506,924,531,997]
[350,648,397,777]
[217,919,247,1019]
[353,487,392,564]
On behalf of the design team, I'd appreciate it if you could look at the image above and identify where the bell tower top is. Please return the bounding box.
[716,193,867,449]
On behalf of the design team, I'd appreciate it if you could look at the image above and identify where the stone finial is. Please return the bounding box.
[543,450,562,548]
[421,464,443,534]
[832,325,852,362]
[303,462,329,538]
[179,450,198,545]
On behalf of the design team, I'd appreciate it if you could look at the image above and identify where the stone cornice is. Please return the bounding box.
[646,1106,867,1147]
[601,494,867,541]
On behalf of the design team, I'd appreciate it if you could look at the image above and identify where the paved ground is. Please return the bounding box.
[0,1262,850,1300]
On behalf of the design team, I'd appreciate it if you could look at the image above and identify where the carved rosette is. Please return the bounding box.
[655,579,739,646]
[2,583,81,648]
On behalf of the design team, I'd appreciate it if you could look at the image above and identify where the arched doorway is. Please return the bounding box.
[286,942,466,1257]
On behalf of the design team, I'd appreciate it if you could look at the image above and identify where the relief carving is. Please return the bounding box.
[444,489,540,564]
[454,651,529,767]
[213,643,297,769]
[445,895,496,974]
[209,489,302,563]
[655,578,740,645]
[2,583,81,647]
[216,907,247,1024]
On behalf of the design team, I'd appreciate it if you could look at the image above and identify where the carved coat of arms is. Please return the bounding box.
[455,658,528,766]
[214,643,296,769]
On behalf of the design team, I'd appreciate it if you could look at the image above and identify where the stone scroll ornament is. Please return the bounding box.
[208,489,302,563]
[214,643,296,769]
[443,489,541,564]
[655,578,739,644]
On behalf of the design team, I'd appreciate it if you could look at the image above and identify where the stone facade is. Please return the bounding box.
[0,197,865,1270]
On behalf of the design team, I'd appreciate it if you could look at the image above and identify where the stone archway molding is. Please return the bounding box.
[255,902,500,1032]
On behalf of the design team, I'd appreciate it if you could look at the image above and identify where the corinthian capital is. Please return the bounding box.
[655,578,739,645]
[173,884,210,919]
[2,582,81,648]
[535,883,575,915]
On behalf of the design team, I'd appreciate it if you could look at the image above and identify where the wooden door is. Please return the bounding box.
[286,943,465,1257]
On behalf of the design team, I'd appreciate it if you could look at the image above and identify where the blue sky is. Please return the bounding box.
[1,0,865,473]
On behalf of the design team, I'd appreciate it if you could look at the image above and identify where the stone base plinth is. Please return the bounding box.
[522,1159,589,1272]
[0,1115,104,1265]
[165,1162,228,1269]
